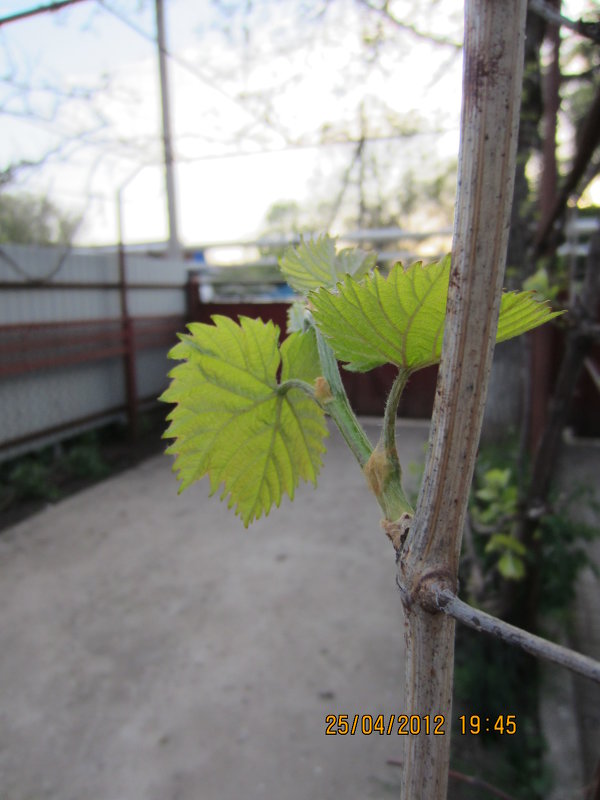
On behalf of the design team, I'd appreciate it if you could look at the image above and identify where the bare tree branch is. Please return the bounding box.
[528,231,600,508]
[535,84,600,254]
[529,0,600,45]
[356,0,462,50]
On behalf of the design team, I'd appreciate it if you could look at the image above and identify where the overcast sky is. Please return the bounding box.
[0,0,595,247]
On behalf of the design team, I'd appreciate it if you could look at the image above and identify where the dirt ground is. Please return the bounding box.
[0,419,430,800]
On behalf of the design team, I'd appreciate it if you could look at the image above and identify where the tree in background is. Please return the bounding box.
[211,0,461,247]
[0,192,78,245]
[0,1,113,205]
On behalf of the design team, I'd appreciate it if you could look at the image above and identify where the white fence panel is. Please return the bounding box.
[0,245,189,462]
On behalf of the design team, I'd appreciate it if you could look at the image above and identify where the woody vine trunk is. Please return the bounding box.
[395,3,527,798]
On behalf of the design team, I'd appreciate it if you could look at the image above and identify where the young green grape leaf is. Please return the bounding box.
[280,324,322,383]
[310,256,563,373]
[522,267,560,302]
[279,234,377,293]
[495,290,562,344]
[160,316,327,527]
[286,299,311,334]
[310,257,450,372]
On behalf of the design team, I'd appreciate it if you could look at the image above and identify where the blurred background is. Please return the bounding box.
[0,0,466,249]
[1,0,598,462]
[1,2,600,799]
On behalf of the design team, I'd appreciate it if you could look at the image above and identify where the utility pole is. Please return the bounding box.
[155,0,181,260]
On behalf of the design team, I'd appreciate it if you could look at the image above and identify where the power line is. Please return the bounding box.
[0,0,89,27]
[96,0,290,145]
[175,128,459,164]
[1,0,290,144]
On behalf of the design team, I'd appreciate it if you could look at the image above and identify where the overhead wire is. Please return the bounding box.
[2,0,293,144]
[0,0,89,27]
[1,0,459,243]
[95,0,291,146]
[3,0,459,160]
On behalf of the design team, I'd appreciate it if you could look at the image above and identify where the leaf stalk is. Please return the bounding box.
[382,368,413,513]
[382,368,411,460]
[315,330,413,519]
[277,378,317,397]
[314,328,373,468]
[362,368,414,521]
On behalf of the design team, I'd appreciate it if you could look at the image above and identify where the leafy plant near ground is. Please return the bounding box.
[6,456,61,503]
[0,420,163,522]
[452,441,600,799]
[0,433,109,508]
[467,443,600,617]
[452,625,552,800]
[161,235,561,528]
[471,465,525,580]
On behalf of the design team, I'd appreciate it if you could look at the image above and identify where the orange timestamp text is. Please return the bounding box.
[324,714,447,736]
[459,714,517,735]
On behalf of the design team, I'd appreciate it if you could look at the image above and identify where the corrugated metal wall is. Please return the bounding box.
[0,244,189,461]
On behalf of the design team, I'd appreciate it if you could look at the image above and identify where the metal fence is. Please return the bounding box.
[0,229,452,463]
[2,217,597,461]
[0,244,190,462]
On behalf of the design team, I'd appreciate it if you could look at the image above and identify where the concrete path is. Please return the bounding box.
[0,420,429,800]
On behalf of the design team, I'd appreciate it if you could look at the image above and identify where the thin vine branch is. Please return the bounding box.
[395,3,528,797]
[277,378,316,398]
[436,589,600,685]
